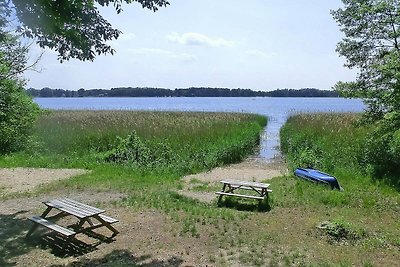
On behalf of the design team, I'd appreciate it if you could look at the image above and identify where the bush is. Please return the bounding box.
[0,78,40,153]
[362,112,400,186]
[104,130,176,168]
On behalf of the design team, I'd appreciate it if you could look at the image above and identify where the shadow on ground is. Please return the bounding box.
[27,232,100,257]
[0,211,35,266]
[0,210,120,265]
[217,197,272,212]
[0,213,184,266]
[49,249,184,267]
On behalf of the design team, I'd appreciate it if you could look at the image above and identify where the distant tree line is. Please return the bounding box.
[26,87,339,98]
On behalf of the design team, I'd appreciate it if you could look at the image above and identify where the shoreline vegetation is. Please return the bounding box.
[0,111,267,175]
[26,87,339,98]
[1,111,399,266]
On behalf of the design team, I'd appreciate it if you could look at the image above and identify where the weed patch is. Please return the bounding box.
[317,220,368,245]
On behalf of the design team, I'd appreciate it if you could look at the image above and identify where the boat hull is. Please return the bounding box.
[294,168,341,190]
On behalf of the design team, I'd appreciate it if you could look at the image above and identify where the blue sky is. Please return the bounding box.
[25,0,357,91]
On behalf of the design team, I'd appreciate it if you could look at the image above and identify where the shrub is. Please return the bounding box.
[104,130,176,168]
[362,112,400,187]
[0,78,40,153]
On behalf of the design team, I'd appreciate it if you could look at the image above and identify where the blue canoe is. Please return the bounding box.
[294,168,342,190]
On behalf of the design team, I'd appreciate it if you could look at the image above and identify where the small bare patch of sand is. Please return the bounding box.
[184,158,287,184]
[0,168,88,194]
[179,157,288,202]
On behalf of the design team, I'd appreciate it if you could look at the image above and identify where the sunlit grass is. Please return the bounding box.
[1,110,266,176]
[275,112,400,262]
[280,113,369,172]
[2,111,399,266]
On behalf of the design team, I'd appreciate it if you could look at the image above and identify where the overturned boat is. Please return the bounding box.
[294,168,342,190]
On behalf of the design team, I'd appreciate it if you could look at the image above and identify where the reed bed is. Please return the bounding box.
[26,110,266,175]
[278,113,399,237]
[280,113,369,172]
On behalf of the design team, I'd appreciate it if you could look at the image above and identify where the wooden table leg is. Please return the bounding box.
[218,183,227,203]
[26,207,52,237]
[93,215,119,237]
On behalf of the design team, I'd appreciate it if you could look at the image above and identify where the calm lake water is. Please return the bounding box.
[34,97,365,161]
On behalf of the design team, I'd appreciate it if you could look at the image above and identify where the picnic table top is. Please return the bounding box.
[44,198,105,219]
[219,179,270,189]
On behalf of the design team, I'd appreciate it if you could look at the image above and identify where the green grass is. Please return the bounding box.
[274,113,400,264]
[1,111,400,266]
[0,110,266,175]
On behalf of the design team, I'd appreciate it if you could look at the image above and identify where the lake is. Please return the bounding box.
[34,97,365,161]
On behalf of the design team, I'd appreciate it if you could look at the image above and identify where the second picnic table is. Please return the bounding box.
[216,179,272,203]
[26,198,119,240]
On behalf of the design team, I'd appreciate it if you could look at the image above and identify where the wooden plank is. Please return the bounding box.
[229,185,253,190]
[61,198,104,214]
[215,191,264,200]
[98,214,119,224]
[44,200,96,218]
[29,216,76,236]
[220,180,270,189]
[45,199,89,218]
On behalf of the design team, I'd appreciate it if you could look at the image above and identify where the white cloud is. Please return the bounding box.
[108,32,136,48]
[120,32,137,41]
[128,48,197,62]
[245,50,277,58]
[167,32,234,47]
[130,48,172,56]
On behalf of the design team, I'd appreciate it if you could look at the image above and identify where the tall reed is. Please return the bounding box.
[28,110,266,175]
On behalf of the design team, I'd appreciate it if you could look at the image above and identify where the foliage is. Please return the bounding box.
[6,0,169,61]
[332,0,400,122]
[0,23,40,153]
[0,76,39,153]
[280,113,368,172]
[361,112,400,185]
[103,130,177,168]
[279,112,400,192]
[1,112,400,266]
[18,110,266,175]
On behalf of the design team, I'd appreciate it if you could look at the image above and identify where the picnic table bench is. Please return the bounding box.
[26,198,119,240]
[216,179,272,203]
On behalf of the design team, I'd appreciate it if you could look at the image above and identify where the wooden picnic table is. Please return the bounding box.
[26,198,119,240]
[216,179,272,203]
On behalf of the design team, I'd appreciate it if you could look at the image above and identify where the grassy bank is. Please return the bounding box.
[275,113,399,265]
[0,110,266,176]
[1,111,399,266]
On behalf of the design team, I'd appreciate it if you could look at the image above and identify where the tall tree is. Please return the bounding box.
[5,0,169,61]
[331,0,400,122]
[332,0,400,181]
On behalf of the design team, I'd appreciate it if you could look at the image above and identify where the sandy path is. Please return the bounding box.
[0,167,88,194]
[183,157,287,183]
